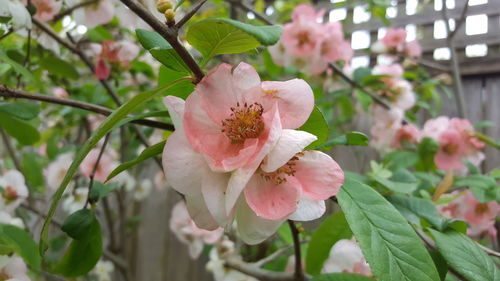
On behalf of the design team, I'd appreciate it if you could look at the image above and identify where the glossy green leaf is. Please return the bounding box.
[0,111,40,145]
[306,212,352,275]
[158,66,195,99]
[39,57,79,79]
[106,140,165,181]
[0,101,39,120]
[61,209,94,240]
[39,78,189,255]
[0,224,41,270]
[388,195,450,230]
[337,179,440,281]
[21,152,44,191]
[187,18,282,63]
[54,218,102,277]
[429,229,499,281]
[88,181,120,202]
[0,50,41,88]
[299,106,328,149]
[311,273,374,281]
[317,132,368,150]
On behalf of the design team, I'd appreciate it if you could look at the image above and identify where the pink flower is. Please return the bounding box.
[291,3,325,22]
[393,124,421,148]
[439,191,499,238]
[45,152,73,190]
[0,170,28,213]
[422,116,450,140]
[322,239,372,276]
[405,40,422,57]
[80,148,117,182]
[434,129,467,170]
[183,63,313,172]
[0,255,31,281]
[382,27,407,49]
[74,0,114,28]
[95,59,111,80]
[53,86,69,98]
[373,64,415,110]
[373,63,404,78]
[170,201,224,259]
[30,0,61,22]
[282,20,322,57]
[94,41,140,79]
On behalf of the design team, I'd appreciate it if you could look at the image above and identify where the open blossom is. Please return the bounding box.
[92,260,114,281]
[72,0,114,28]
[94,41,140,80]
[422,117,485,171]
[270,4,352,75]
[405,40,422,57]
[322,239,371,276]
[373,63,415,110]
[392,124,421,149]
[0,255,30,281]
[0,0,32,29]
[163,63,343,244]
[62,187,88,214]
[45,152,73,190]
[372,28,422,59]
[369,105,404,152]
[80,148,117,182]
[382,28,407,49]
[0,170,28,213]
[30,0,62,22]
[439,191,499,238]
[170,201,224,259]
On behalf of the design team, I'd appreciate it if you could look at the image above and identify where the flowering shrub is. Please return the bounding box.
[0,0,498,281]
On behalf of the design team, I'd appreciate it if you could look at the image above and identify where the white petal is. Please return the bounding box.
[235,198,285,245]
[261,129,317,173]
[163,96,185,130]
[288,197,326,221]
[201,170,231,226]
[185,193,219,231]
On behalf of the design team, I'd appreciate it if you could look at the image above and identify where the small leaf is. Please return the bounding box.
[429,229,499,281]
[311,273,374,281]
[21,152,44,191]
[0,111,40,145]
[158,66,195,99]
[337,179,440,281]
[353,67,372,83]
[317,132,368,149]
[388,195,450,230]
[136,29,170,49]
[306,212,352,275]
[54,218,102,277]
[0,224,41,270]
[0,101,39,120]
[61,209,95,240]
[0,50,42,88]
[39,57,79,79]
[89,181,120,202]
[187,18,282,63]
[299,106,328,149]
[106,140,165,182]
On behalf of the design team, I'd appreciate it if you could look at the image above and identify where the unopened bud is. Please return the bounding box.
[156,0,173,13]
[165,9,175,26]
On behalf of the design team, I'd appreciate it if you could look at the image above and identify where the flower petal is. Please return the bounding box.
[201,170,231,226]
[185,193,220,231]
[163,96,185,130]
[294,151,344,200]
[232,62,261,94]
[235,198,285,245]
[288,196,325,221]
[162,131,207,196]
[260,79,314,129]
[261,129,317,173]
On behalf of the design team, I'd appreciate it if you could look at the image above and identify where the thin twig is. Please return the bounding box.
[174,0,208,29]
[0,128,22,171]
[118,0,205,82]
[0,85,174,130]
[225,256,296,281]
[85,133,111,208]
[449,0,470,39]
[477,243,500,258]
[51,0,98,23]
[0,28,14,41]
[226,0,273,25]
[288,220,305,281]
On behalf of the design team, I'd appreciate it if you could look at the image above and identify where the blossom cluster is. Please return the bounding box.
[163,62,344,244]
[371,27,422,59]
[269,4,353,75]
[0,170,31,280]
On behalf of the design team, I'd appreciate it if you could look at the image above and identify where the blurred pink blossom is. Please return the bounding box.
[80,148,117,182]
[0,255,31,281]
[0,170,28,213]
[322,239,372,276]
[382,27,407,49]
[30,0,61,22]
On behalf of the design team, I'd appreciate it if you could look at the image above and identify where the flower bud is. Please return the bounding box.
[156,0,173,13]
[165,9,175,25]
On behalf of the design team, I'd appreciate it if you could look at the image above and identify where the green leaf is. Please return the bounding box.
[39,57,79,79]
[429,250,448,281]
[388,195,449,231]
[0,50,42,88]
[61,209,95,240]
[88,181,120,202]
[353,67,372,83]
[0,111,40,145]
[311,273,374,281]
[416,137,438,172]
[136,29,191,73]
[306,212,352,275]
[337,179,440,281]
[86,26,114,42]
[114,110,169,129]
[186,18,282,63]
[0,224,41,270]
[317,132,368,150]
[383,150,419,171]
[39,78,189,255]
[371,174,418,194]
[158,66,195,99]
[107,140,165,182]
[429,229,499,281]
[54,217,102,277]
[0,101,39,120]
[21,152,44,191]
[299,106,328,149]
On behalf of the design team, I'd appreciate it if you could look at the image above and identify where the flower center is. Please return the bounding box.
[2,186,18,202]
[475,203,489,215]
[221,102,264,143]
[297,31,311,47]
[442,143,458,155]
[260,153,303,185]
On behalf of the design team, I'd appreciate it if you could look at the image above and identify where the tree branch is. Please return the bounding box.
[51,0,98,23]
[0,85,174,131]
[226,0,273,25]
[85,133,111,209]
[225,256,297,281]
[449,0,470,40]
[118,0,205,82]
[288,220,305,281]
